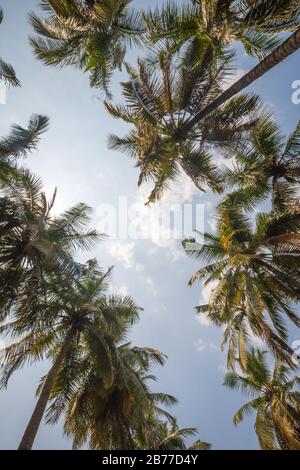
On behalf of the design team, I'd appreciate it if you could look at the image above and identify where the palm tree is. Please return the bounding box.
[61,336,210,450]
[145,0,300,59]
[178,27,300,137]
[29,0,145,97]
[183,204,300,369]
[0,170,100,314]
[0,7,20,87]
[136,413,211,450]
[0,261,141,450]
[62,342,168,449]
[224,349,300,449]
[0,114,48,185]
[224,117,300,208]
[105,46,260,203]
[143,1,300,138]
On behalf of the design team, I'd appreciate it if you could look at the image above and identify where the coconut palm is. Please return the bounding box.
[142,2,300,140]
[0,170,100,314]
[136,413,211,450]
[0,7,20,87]
[105,46,260,203]
[0,261,141,450]
[176,27,300,137]
[61,337,209,450]
[29,0,145,97]
[62,341,169,449]
[0,114,48,185]
[224,118,300,209]
[224,349,300,449]
[145,0,300,60]
[183,203,300,369]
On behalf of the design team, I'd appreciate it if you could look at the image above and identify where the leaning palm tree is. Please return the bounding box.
[0,261,141,450]
[0,7,20,87]
[183,204,300,369]
[0,170,100,314]
[224,117,300,209]
[145,0,300,59]
[0,114,48,185]
[29,0,145,97]
[175,27,300,137]
[105,45,260,203]
[143,1,300,139]
[224,349,300,450]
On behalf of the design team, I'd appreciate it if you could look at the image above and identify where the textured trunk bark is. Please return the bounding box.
[18,332,73,450]
[180,27,300,137]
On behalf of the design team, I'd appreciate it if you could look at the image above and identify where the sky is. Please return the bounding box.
[0,0,299,450]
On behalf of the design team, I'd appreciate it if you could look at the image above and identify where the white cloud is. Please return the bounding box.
[194,338,221,354]
[201,281,218,304]
[215,156,235,172]
[117,285,129,296]
[143,275,158,296]
[207,215,217,232]
[126,172,201,261]
[194,338,206,352]
[209,342,219,351]
[196,314,212,327]
[107,240,135,268]
[195,281,218,326]
[135,263,144,272]
[95,170,204,263]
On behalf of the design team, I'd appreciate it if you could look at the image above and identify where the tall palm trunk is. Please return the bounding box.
[180,28,300,137]
[18,332,73,450]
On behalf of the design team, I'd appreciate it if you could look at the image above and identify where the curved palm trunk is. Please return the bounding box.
[18,332,73,450]
[180,28,300,137]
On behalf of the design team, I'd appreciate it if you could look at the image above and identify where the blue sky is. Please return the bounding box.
[0,0,299,450]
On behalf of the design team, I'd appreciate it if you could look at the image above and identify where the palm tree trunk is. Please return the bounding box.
[180,27,300,137]
[18,332,73,450]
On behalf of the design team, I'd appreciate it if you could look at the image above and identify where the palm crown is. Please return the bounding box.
[183,202,300,369]
[30,0,145,96]
[224,118,300,209]
[224,349,300,449]
[0,114,48,184]
[105,45,260,203]
[63,341,167,449]
[145,0,300,60]
[1,261,143,448]
[0,169,100,314]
